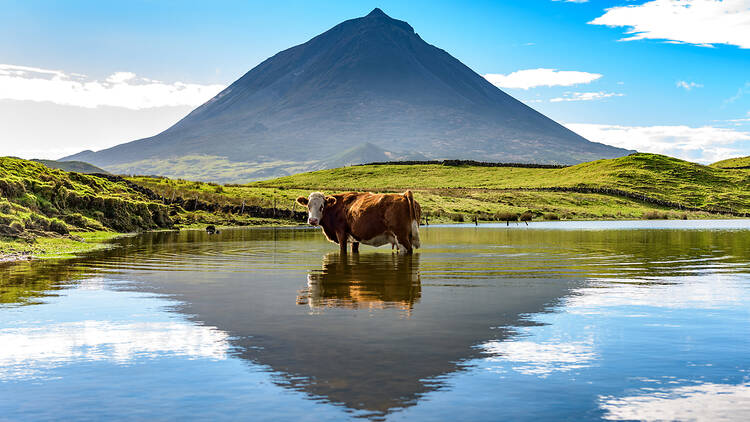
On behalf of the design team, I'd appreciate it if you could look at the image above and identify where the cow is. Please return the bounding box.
[296,191,421,254]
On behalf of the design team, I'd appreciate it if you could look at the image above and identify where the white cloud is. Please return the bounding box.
[0,64,225,110]
[600,383,750,421]
[484,68,602,90]
[589,0,750,49]
[676,80,703,90]
[550,91,624,102]
[105,71,137,84]
[565,122,750,163]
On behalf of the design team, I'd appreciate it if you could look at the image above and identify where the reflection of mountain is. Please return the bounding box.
[298,253,421,311]
[98,242,576,416]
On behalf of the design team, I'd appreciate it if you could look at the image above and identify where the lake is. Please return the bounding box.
[2,221,750,421]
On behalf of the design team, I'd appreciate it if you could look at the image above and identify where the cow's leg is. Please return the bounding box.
[392,231,413,255]
[352,242,360,253]
[336,231,348,254]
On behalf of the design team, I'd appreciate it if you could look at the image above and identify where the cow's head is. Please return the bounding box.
[296,192,336,226]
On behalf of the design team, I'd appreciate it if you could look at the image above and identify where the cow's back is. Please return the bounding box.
[344,192,415,246]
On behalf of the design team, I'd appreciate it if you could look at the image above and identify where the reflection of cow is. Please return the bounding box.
[296,191,421,254]
[298,252,421,312]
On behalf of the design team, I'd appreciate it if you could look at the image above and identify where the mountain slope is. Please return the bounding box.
[32,159,108,174]
[64,8,631,182]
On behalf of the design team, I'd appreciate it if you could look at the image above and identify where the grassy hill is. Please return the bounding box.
[711,156,750,169]
[0,157,306,260]
[0,157,175,258]
[249,153,750,214]
[32,159,109,174]
[128,153,750,222]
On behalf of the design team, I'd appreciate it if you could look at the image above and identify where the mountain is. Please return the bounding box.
[63,8,632,183]
[32,159,108,174]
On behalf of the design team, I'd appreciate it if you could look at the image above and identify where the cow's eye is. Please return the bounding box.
[319,206,323,211]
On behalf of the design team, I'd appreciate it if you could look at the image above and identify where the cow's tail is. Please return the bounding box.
[404,190,421,249]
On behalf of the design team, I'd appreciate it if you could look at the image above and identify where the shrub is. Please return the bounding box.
[24,214,50,231]
[451,213,465,222]
[544,213,560,221]
[9,220,24,233]
[495,211,518,222]
[0,199,11,214]
[49,218,69,235]
[643,210,669,220]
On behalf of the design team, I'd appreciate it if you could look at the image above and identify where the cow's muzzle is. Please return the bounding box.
[308,218,319,226]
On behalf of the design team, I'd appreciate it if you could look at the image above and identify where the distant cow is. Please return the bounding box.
[296,191,421,254]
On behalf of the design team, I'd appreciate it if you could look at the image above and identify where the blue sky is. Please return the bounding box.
[1,0,749,163]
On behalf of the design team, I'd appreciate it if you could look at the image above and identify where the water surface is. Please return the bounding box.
[2,221,750,421]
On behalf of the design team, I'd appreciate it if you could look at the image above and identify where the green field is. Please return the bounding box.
[130,153,750,223]
[712,156,750,169]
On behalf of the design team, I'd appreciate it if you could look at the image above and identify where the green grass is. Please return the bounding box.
[247,153,750,215]
[0,156,173,234]
[124,153,746,223]
[711,156,750,169]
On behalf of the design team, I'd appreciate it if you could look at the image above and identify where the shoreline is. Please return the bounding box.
[4,217,750,266]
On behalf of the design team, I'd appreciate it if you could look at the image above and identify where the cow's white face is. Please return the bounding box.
[296,192,336,226]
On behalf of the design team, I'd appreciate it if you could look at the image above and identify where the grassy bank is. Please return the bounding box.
[0,157,301,262]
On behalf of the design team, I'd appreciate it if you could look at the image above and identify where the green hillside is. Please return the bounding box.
[249,153,750,215]
[129,153,750,223]
[711,156,750,169]
[32,159,109,174]
[1,157,305,260]
[0,157,172,258]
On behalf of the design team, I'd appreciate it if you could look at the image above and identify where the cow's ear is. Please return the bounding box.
[296,196,309,206]
[325,196,337,206]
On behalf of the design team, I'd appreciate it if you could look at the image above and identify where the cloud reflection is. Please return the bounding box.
[0,285,231,381]
[600,382,750,421]
[481,339,596,377]
[0,321,229,380]
[567,275,749,314]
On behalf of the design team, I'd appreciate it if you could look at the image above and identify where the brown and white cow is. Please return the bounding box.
[296,191,421,254]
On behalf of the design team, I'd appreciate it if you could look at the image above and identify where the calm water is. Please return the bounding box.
[2,221,750,421]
